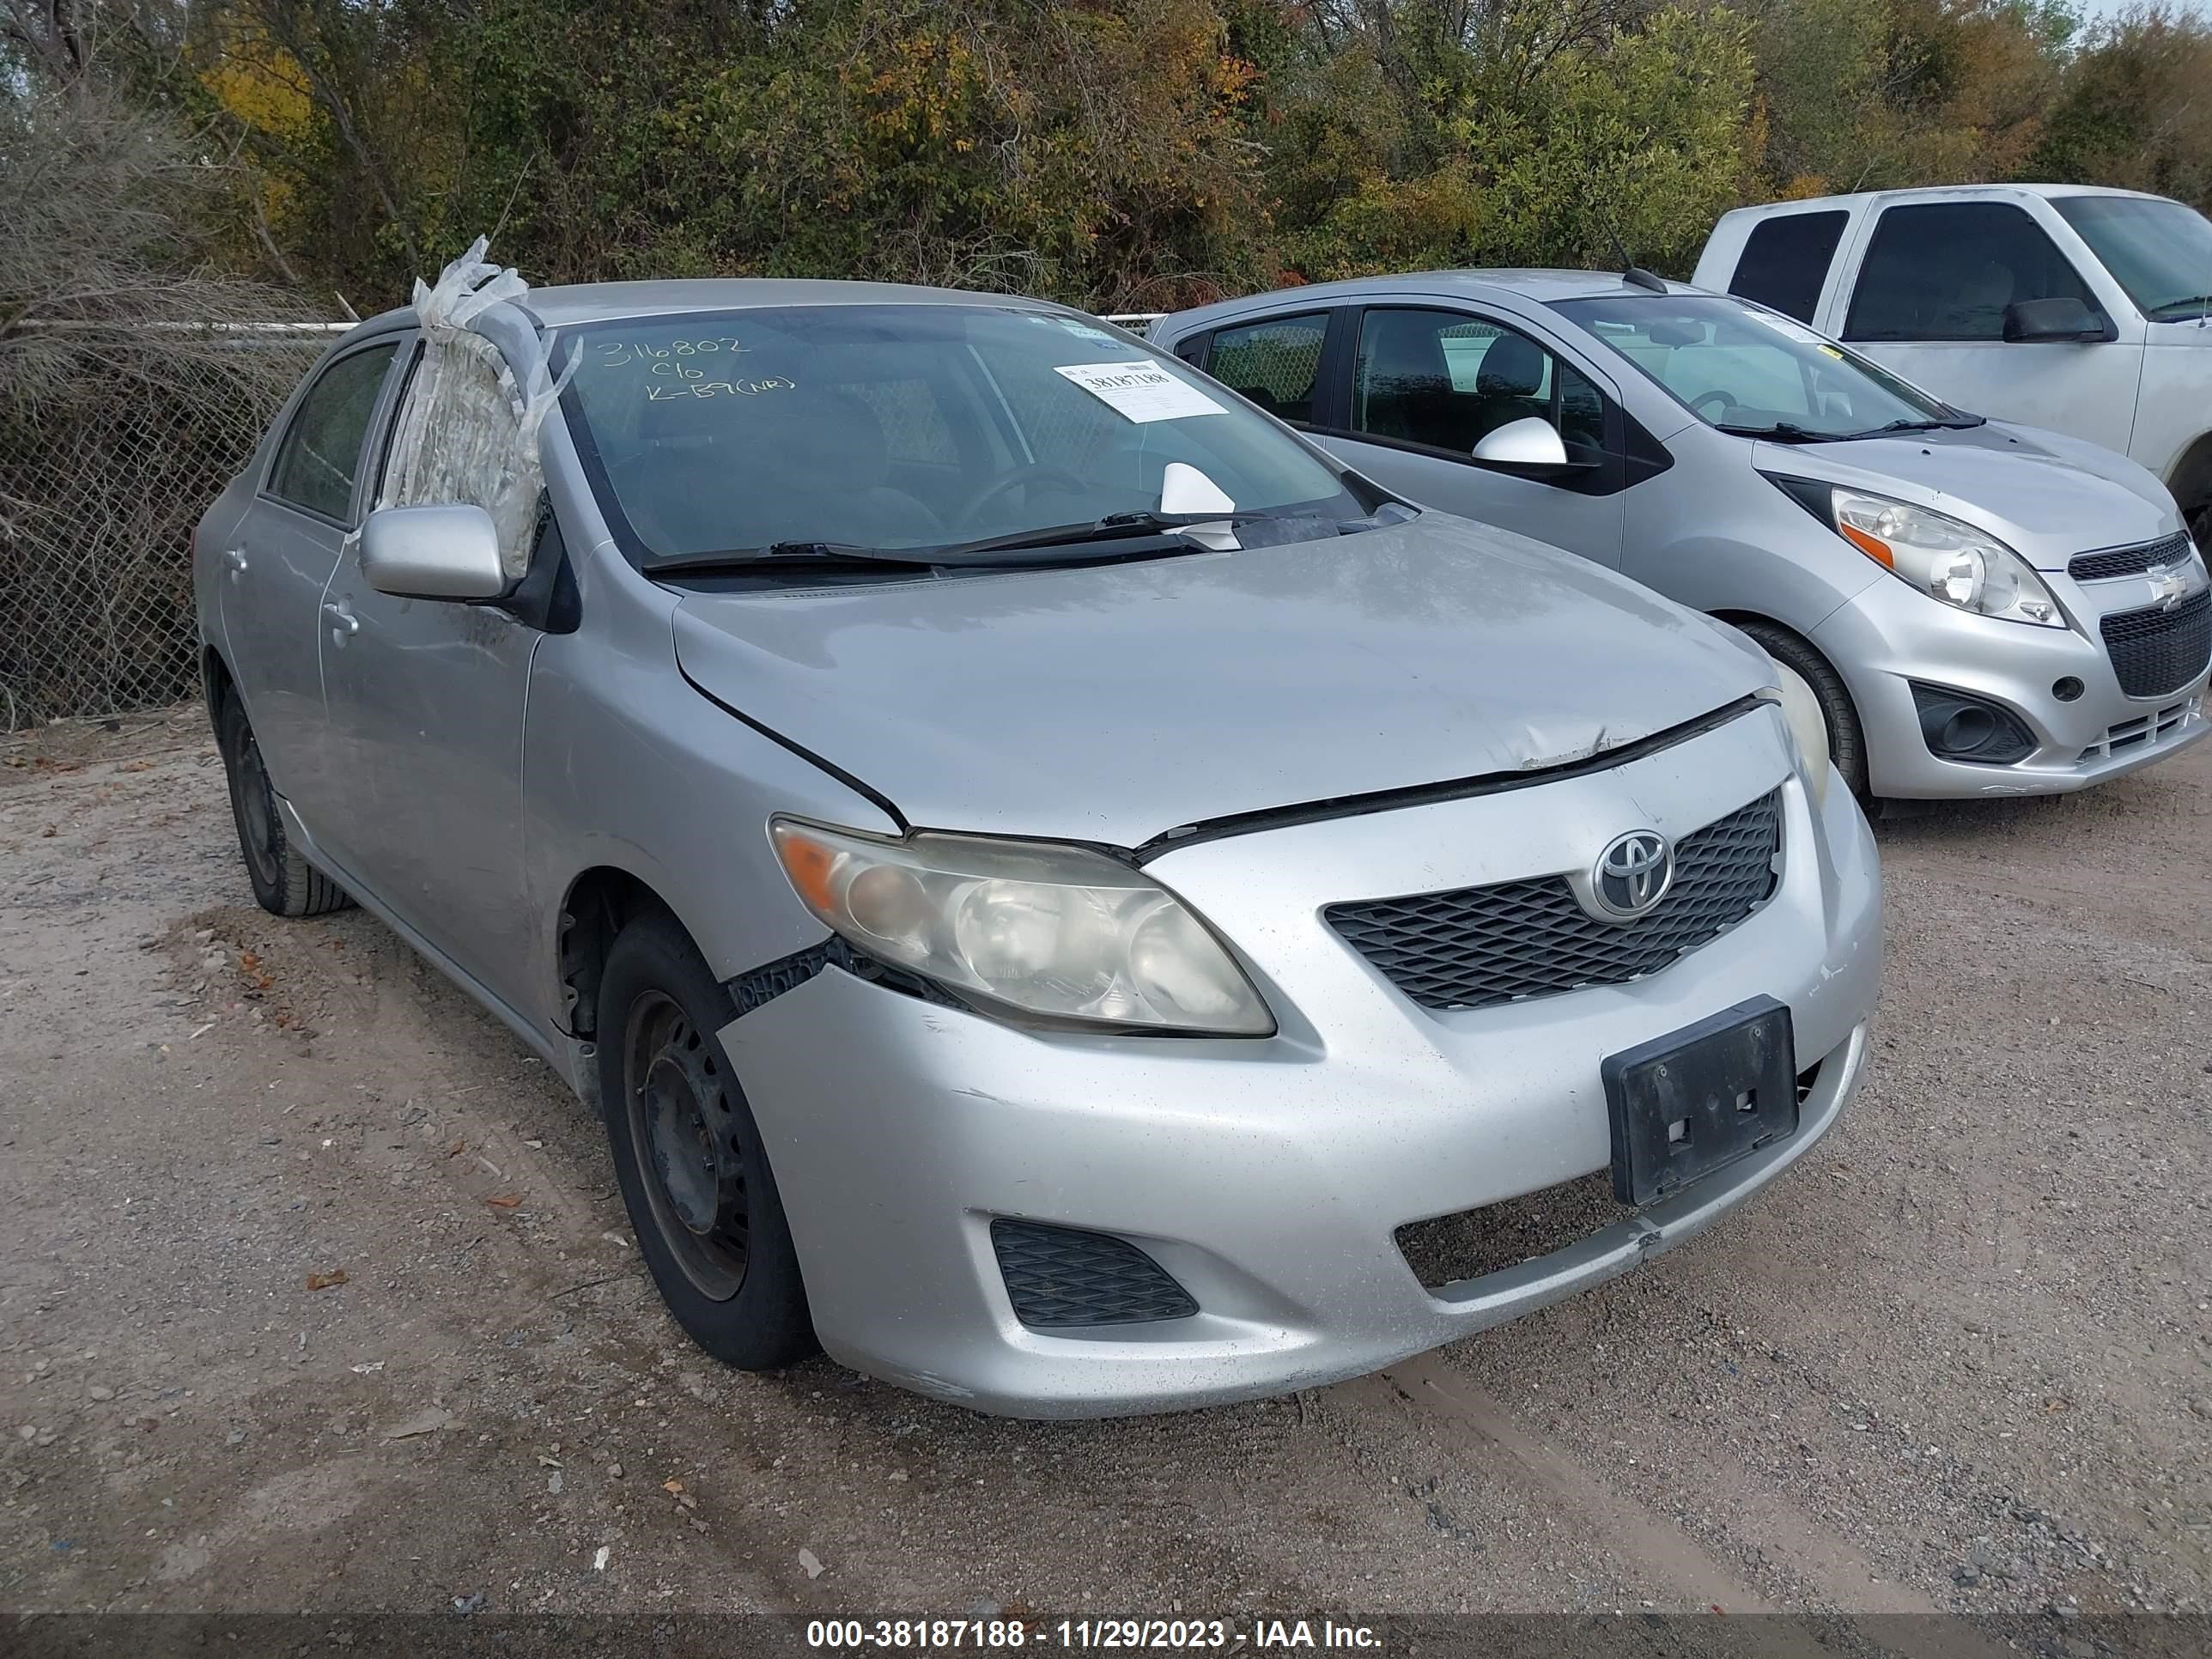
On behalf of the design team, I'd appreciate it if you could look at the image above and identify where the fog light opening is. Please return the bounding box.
[1911,682,2038,765]
[2052,677,2084,702]
[1940,707,1996,753]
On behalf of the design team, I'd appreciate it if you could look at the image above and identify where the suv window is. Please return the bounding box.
[267,343,398,520]
[1205,312,1328,423]
[1844,202,2097,343]
[1352,309,1605,459]
[1728,210,1847,323]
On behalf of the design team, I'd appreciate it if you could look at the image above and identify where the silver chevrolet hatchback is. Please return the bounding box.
[1153,273,2212,800]
[195,256,1880,1417]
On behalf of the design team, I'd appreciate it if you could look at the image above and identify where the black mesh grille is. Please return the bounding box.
[2070,532,2194,583]
[990,1220,1198,1328]
[2101,590,2212,698]
[1326,792,1783,1012]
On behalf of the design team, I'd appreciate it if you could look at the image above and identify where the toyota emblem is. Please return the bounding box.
[1590,830,1674,921]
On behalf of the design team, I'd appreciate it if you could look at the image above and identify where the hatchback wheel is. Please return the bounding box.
[597,911,816,1370]
[215,693,352,917]
[1733,620,1869,801]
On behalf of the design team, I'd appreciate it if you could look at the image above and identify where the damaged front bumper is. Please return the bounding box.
[720,708,1882,1417]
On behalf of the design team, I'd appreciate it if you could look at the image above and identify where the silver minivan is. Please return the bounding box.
[195,258,1878,1417]
[1153,274,2212,799]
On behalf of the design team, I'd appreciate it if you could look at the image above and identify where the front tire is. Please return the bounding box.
[596,911,817,1371]
[1734,619,1869,801]
[215,693,351,917]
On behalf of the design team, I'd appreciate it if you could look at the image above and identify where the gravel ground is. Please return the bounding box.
[1,710,2205,1650]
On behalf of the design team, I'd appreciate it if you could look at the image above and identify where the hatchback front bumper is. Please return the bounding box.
[1815,562,2211,799]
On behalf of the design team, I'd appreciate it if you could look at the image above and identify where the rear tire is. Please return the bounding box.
[215,693,352,918]
[596,910,817,1371]
[1733,619,1869,802]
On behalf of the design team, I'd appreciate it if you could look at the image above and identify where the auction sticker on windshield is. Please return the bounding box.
[1054,361,1226,423]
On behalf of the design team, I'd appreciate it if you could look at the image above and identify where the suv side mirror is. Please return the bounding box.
[1472,416,1571,468]
[360,504,507,601]
[2003,297,2113,343]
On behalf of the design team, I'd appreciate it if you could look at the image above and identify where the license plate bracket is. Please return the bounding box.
[1601,995,1798,1206]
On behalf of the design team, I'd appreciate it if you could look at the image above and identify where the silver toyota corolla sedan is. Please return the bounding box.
[194,264,1881,1417]
[1152,273,2212,800]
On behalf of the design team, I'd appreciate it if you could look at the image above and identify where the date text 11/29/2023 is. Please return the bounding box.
[806,1619,1384,1650]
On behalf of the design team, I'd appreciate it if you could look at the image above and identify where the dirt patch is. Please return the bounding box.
[3,710,2208,1638]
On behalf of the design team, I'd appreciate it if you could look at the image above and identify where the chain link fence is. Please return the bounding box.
[0,324,343,730]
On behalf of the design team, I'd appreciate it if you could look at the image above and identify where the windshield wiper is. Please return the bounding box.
[1861,415,1987,434]
[2147,295,2212,321]
[934,509,1282,559]
[647,541,947,576]
[1714,421,1842,444]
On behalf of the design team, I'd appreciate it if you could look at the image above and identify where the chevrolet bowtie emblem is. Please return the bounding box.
[2147,564,2192,611]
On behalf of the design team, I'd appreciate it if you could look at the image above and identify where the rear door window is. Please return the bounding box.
[1727,211,1848,323]
[266,343,398,521]
[1844,202,2097,343]
[1203,312,1329,424]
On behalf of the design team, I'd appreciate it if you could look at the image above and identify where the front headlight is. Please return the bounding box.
[1772,477,2064,628]
[1759,664,1832,809]
[769,819,1274,1036]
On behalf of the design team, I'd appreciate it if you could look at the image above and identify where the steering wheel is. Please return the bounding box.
[962,465,1094,532]
[1691,390,1739,422]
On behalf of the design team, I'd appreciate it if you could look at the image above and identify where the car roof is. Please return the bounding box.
[352,277,1084,338]
[1160,269,1702,332]
[1723,183,2179,221]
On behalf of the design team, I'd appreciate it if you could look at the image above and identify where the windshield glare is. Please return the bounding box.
[2052,194,2212,319]
[557,304,1363,564]
[1553,294,1955,437]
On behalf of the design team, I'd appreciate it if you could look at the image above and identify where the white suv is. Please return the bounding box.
[1694,185,2212,547]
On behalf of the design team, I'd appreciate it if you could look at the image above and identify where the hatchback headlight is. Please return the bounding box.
[1771,477,2064,628]
[769,819,1273,1036]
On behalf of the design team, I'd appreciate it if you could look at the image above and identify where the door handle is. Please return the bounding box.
[322,601,360,640]
[223,548,248,578]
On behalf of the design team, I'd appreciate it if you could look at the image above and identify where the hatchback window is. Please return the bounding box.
[1352,309,1605,459]
[557,306,1364,564]
[1727,210,1848,323]
[266,343,398,521]
[1844,202,2097,343]
[1205,313,1329,423]
[2051,194,2212,321]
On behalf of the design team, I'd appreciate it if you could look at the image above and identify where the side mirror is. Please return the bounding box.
[1472,416,1571,468]
[359,504,507,601]
[2002,297,2113,343]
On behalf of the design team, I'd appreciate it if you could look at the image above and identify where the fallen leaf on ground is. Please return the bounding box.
[382,1408,453,1440]
[305,1270,348,1291]
[662,1478,684,1494]
[484,1194,522,1209]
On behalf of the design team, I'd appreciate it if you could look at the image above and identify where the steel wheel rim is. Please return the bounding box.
[623,989,749,1301]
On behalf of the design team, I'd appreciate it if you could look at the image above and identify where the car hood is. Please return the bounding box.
[670,514,1771,847]
[1752,422,2184,570]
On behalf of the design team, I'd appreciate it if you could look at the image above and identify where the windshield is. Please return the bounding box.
[1551,293,1963,439]
[2051,194,2212,320]
[556,304,1366,566]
